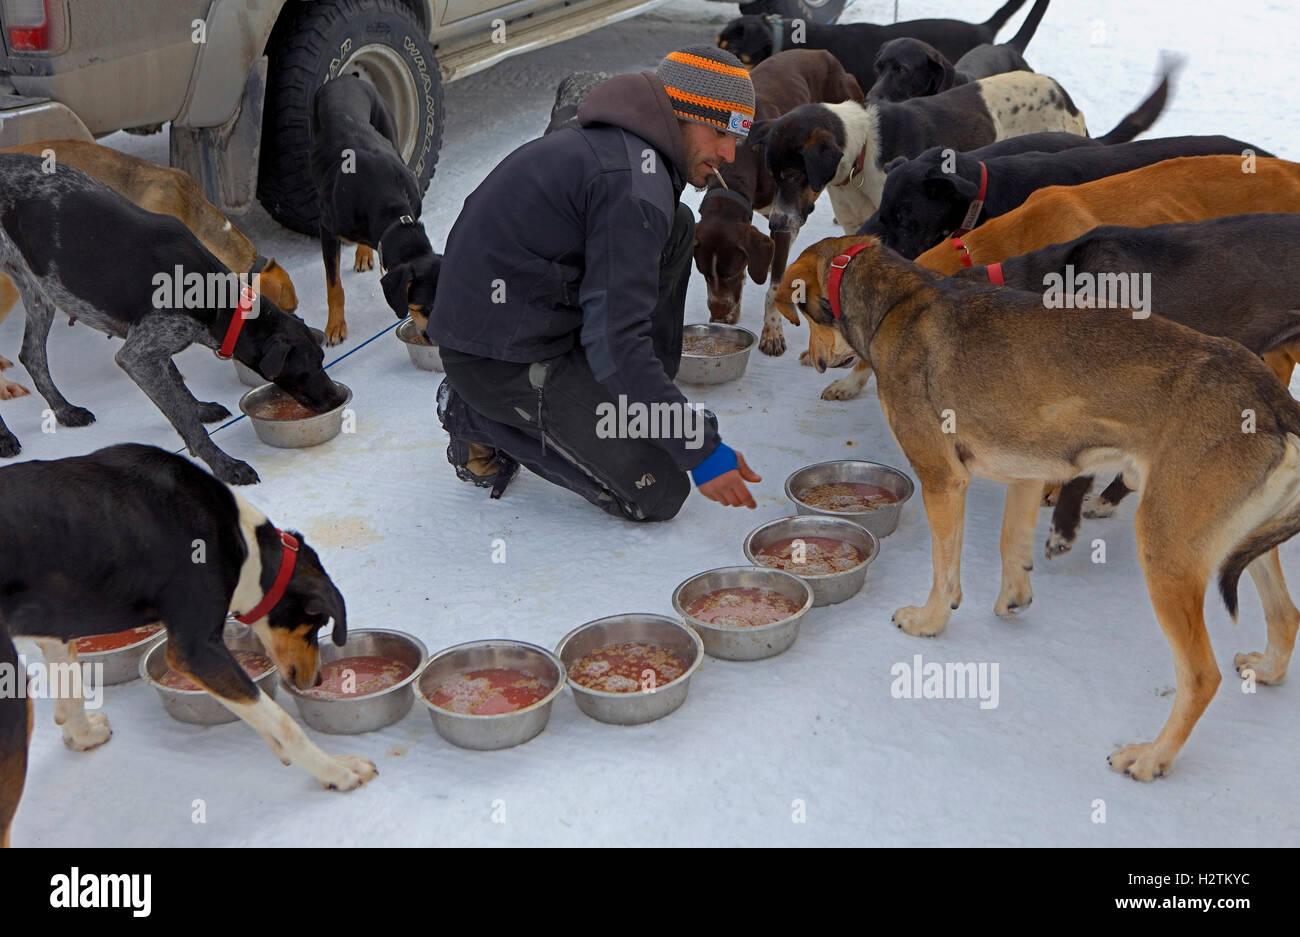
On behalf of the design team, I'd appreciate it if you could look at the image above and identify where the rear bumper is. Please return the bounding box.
[0,90,94,147]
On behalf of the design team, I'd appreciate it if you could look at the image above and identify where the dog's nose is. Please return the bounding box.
[814,357,828,374]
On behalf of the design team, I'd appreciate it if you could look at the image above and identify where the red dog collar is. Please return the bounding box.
[235,529,299,625]
[828,243,870,319]
[951,161,988,238]
[215,285,258,361]
[986,262,1004,285]
[950,236,973,268]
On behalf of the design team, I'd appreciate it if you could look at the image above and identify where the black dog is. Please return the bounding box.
[867,0,1048,101]
[310,75,441,345]
[951,213,1300,557]
[0,154,340,485]
[860,124,1265,259]
[717,0,1027,91]
[0,443,374,845]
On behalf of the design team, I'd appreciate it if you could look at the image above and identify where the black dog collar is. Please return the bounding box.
[377,214,420,273]
[702,186,753,219]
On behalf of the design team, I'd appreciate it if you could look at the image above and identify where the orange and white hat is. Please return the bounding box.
[656,45,756,137]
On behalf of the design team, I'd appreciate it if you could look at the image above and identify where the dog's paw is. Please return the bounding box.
[0,378,29,400]
[994,580,1033,617]
[57,405,96,427]
[353,246,375,273]
[1044,528,1074,559]
[1234,651,1287,685]
[798,350,814,367]
[891,605,948,638]
[324,320,348,346]
[759,328,786,357]
[1108,742,1171,782]
[1041,483,1060,507]
[63,713,112,752]
[1081,496,1117,520]
[323,755,378,791]
[0,432,18,458]
[212,458,260,486]
[0,355,12,370]
[197,402,232,424]
[821,375,864,401]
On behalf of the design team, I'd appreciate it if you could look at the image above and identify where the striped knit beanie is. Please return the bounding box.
[656,45,756,137]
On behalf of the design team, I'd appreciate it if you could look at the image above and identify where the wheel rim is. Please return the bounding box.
[339,43,421,162]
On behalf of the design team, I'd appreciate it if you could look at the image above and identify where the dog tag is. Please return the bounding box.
[958,199,984,233]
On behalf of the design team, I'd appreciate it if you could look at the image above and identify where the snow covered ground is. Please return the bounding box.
[4,0,1299,846]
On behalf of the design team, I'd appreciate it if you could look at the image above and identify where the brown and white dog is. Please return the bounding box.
[778,234,1300,781]
[0,444,375,846]
[694,49,863,356]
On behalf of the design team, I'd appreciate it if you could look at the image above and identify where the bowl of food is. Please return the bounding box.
[671,566,814,661]
[238,380,352,449]
[235,327,325,386]
[554,614,704,725]
[395,318,443,372]
[72,623,167,685]
[279,629,427,735]
[743,515,879,607]
[784,460,915,537]
[677,323,757,385]
[139,623,278,725]
[415,640,566,750]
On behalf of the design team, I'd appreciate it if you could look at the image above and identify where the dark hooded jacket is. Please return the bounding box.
[428,71,722,472]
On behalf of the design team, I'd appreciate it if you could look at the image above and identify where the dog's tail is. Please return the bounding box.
[1218,427,1300,619]
[1094,52,1184,145]
[982,0,1028,36]
[1006,0,1050,54]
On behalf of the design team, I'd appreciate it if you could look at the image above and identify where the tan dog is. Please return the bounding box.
[777,234,1300,781]
[0,140,298,395]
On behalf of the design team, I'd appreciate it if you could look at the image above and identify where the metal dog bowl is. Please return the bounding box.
[554,614,704,725]
[743,515,879,607]
[72,624,167,685]
[785,460,915,537]
[280,629,427,735]
[415,640,566,751]
[235,327,325,386]
[238,380,352,449]
[139,623,278,725]
[672,566,813,661]
[677,323,757,385]
[395,318,443,371]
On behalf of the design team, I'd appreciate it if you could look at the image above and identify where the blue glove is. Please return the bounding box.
[690,443,738,487]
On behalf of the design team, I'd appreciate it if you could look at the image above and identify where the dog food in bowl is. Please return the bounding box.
[298,656,414,700]
[159,650,274,691]
[255,397,323,421]
[799,482,899,513]
[427,668,553,715]
[686,587,801,628]
[684,334,747,356]
[755,536,866,576]
[570,642,689,693]
[74,623,164,654]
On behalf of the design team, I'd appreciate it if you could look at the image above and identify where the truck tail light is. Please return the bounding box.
[5,0,50,52]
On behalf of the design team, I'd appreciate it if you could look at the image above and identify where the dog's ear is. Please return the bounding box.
[882,155,908,174]
[803,128,844,193]
[926,47,957,95]
[300,574,348,646]
[921,171,978,202]
[259,334,293,379]
[775,251,821,326]
[744,225,775,284]
[747,119,772,151]
[259,259,298,313]
[380,264,414,318]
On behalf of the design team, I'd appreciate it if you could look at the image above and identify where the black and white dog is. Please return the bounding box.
[0,444,373,846]
[0,154,342,485]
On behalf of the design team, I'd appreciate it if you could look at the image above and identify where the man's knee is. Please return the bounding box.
[622,466,692,522]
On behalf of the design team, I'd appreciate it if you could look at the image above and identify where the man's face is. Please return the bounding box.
[679,120,740,187]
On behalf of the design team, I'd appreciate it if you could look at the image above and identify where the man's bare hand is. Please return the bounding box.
[697,451,761,508]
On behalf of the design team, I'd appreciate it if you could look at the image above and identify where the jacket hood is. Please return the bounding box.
[577,71,689,184]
